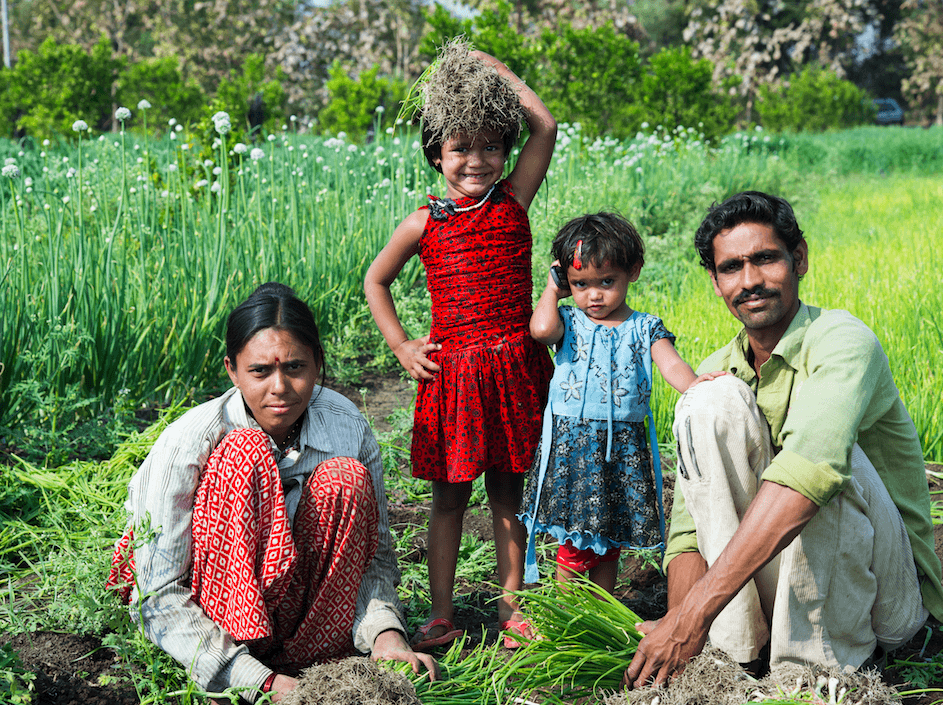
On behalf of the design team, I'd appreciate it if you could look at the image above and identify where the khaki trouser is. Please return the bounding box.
[673,376,928,670]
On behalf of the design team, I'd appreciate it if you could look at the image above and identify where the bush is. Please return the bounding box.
[631,46,739,142]
[757,66,872,132]
[535,22,642,138]
[115,56,205,130]
[0,35,120,139]
[319,63,407,141]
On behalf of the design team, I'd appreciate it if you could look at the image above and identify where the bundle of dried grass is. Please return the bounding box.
[412,37,524,148]
[605,646,902,705]
[280,657,421,705]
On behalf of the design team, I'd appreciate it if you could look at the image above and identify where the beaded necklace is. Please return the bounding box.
[428,184,496,221]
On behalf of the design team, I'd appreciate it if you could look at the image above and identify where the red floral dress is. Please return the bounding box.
[411,180,553,483]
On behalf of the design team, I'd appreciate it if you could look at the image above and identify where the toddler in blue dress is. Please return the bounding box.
[520,212,723,591]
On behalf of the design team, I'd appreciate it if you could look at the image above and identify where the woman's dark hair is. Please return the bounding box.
[694,191,805,272]
[421,122,517,173]
[551,212,645,273]
[225,283,325,376]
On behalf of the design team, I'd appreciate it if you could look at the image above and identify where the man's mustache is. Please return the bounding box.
[733,287,779,306]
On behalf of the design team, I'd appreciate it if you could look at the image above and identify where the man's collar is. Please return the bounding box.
[223,386,331,453]
[730,302,811,375]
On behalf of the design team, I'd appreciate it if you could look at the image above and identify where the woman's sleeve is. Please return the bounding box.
[129,416,272,700]
[352,426,409,652]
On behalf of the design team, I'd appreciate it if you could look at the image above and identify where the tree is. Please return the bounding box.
[896,0,943,124]
[272,0,426,117]
[683,0,881,120]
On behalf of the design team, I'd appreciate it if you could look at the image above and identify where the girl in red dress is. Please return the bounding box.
[365,41,555,650]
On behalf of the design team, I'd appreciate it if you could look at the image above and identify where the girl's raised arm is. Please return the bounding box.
[364,210,442,380]
[471,51,556,211]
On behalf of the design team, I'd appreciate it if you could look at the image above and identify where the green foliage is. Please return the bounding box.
[420,0,537,84]
[757,65,872,133]
[535,22,642,138]
[209,54,286,140]
[0,35,121,139]
[319,63,407,142]
[115,56,205,129]
[632,46,740,142]
[0,643,36,705]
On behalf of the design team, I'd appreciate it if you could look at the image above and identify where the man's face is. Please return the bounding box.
[710,221,808,335]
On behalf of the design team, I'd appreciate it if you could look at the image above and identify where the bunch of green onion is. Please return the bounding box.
[496,576,644,704]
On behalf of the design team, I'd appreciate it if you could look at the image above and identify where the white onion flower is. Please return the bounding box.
[233,143,247,155]
[212,111,232,135]
[1,164,20,178]
[115,106,132,122]
[138,99,152,110]
[194,179,208,189]
[72,120,89,132]
[250,148,265,161]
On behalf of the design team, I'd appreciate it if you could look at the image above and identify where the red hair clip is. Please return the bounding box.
[573,240,583,270]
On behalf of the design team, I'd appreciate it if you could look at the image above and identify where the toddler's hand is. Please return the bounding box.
[547,259,570,297]
[687,370,728,390]
[395,336,442,380]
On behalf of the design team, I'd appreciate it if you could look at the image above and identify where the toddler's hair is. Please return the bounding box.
[552,212,645,273]
[419,37,524,172]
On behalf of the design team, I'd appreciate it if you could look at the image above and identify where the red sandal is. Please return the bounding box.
[501,618,533,649]
[410,617,463,652]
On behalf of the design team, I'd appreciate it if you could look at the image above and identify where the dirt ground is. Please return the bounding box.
[4,370,943,704]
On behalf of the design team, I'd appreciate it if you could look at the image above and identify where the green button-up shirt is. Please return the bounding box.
[665,303,943,621]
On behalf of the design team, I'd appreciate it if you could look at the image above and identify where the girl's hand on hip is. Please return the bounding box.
[371,629,440,681]
[395,336,442,380]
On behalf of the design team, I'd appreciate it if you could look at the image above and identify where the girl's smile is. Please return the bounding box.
[435,130,506,200]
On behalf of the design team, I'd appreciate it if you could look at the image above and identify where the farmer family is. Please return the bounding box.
[107,41,942,702]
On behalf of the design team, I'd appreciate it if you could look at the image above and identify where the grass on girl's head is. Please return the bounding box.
[418,37,524,164]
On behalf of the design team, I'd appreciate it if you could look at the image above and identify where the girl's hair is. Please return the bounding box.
[418,38,524,172]
[551,212,645,273]
[225,283,325,376]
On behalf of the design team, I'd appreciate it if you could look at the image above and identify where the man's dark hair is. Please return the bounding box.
[694,191,804,271]
[551,212,645,273]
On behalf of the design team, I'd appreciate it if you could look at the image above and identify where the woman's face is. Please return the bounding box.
[224,327,320,445]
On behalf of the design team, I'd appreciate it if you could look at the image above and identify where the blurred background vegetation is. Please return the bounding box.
[0,0,942,142]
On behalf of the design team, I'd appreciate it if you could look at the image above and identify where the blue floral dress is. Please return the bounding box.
[519,306,674,582]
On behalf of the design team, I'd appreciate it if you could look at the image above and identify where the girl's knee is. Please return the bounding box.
[432,480,473,514]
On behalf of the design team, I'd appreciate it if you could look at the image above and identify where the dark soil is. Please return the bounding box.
[4,371,943,705]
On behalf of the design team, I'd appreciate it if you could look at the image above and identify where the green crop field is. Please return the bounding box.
[2,121,942,703]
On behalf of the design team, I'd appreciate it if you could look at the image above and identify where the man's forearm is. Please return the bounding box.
[666,552,707,611]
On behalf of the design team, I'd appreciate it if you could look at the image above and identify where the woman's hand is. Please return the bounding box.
[268,674,299,702]
[395,336,442,380]
[371,629,440,681]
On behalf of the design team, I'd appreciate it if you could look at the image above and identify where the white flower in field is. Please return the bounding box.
[67,167,77,178]
[347,144,357,153]
[290,115,297,122]
[168,163,177,172]
[211,182,222,193]
[175,124,183,132]
[212,138,222,150]
[181,143,190,151]
[195,179,208,189]
[4,157,15,165]
[337,131,347,141]
[267,134,276,142]
[43,139,50,146]
[129,187,137,194]
[24,177,33,187]
[169,118,177,126]
[115,106,132,122]
[203,159,214,168]
[375,105,385,114]
[250,148,265,161]
[1,164,19,178]
[234,143,247,155]
[212,111,232,135]
[62,195,70,203]
[138,99,152,110]
[170,132,177,140]
[161,190,169,198]
[213,167,222,175]
[72,120,89,132]
[411,141,420,150]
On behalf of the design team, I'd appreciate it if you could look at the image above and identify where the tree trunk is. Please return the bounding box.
[936,93,943,127]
